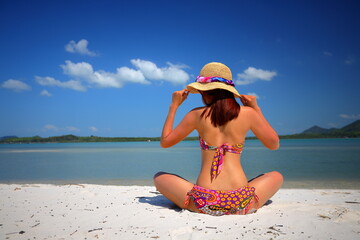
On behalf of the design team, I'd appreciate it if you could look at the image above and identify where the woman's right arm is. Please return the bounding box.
[160,89,196,148]
[241,95,279,150]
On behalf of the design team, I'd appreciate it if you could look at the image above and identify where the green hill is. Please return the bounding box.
[281,120,360,139]
[341,119,360,132]
[301,126,334,134]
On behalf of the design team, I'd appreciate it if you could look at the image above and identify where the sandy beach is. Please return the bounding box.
[0,184,359,240]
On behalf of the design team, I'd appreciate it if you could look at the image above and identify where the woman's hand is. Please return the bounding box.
[240,94,259,110]
[171,89,189,107]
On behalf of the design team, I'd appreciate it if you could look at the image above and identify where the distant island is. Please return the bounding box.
[0,135,163,144]
[278,119,360,139]
[1,120,359,144]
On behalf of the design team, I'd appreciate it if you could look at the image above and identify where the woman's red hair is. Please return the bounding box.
[200,89,240,127]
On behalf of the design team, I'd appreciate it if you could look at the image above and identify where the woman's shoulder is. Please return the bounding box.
[235,106,258,124]
[191,106,206,112]
[240,106,256,114]
[240,105,254,111]
[181,107,205,122]
[188,106,206,115]
[240,106,257,116]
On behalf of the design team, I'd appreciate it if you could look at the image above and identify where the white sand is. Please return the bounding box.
[0,184,359,240]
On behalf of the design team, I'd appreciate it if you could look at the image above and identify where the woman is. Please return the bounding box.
[154,62,283,216]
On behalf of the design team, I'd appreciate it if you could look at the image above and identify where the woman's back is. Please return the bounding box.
[193,106,254,190]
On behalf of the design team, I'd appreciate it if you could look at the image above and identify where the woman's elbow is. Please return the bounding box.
[268,142,280,150]
[266,137,280,150]
[160,140,171,148]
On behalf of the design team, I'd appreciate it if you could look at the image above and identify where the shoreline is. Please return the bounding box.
[0,179,359,189]
[0,184,359,240]
[1,136,360,144]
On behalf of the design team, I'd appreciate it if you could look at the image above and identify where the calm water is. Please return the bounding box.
[0,139,359,188]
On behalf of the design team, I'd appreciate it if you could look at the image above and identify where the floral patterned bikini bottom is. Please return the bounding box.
[185,185,259,216]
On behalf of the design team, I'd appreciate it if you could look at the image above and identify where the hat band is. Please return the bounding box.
[195,76,235,87]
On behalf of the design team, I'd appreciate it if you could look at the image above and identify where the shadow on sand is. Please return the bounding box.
[137,194,182,212]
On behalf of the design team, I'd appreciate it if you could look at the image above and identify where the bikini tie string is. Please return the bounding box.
[211,144,228,180]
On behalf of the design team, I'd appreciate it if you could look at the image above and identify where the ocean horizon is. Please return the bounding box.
[0,138,359,189]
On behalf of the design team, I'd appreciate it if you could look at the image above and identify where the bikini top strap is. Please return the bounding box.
[199,137,244,180]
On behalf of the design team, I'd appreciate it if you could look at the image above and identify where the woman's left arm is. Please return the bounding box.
[160,89,196,148]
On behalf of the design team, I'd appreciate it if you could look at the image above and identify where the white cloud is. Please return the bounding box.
[345,56,355,65]
[44,124,80,132]
[246,92,260,99]
[61,61,94,79]
[34,59,190,92]
[44,124,58,131]
[65,39,97,56]
[131,59,190,85]
[58,59,188,90]
[40,90,52,97]
[340,113,360,119]
[236,67,277,85]
[35,76,87,91]
[89,126,98,132]
[60,60,149,88]
[66,126,80,132]
[116,67,149,84]
[1,79,31,92]
[131,59,163,80]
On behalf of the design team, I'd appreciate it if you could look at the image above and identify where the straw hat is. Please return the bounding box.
[186,62,241,98]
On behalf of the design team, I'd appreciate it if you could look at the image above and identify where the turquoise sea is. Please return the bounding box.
[0,139,359,188]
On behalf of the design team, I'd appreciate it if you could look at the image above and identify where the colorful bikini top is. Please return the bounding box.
[199,137,244,181]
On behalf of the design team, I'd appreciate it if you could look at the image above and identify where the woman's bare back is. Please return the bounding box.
[193,106,254,190]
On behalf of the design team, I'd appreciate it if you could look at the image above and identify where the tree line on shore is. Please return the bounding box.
[1,120,359,144]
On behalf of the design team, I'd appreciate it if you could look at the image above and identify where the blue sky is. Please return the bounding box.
[0,0,359,137]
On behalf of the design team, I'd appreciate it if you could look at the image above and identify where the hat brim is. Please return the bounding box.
[186,82,241,98]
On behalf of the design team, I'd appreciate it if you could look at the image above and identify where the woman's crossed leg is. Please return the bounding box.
[153,171,283,212]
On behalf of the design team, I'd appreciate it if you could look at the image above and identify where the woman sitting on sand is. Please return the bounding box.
[154,62,283,216]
